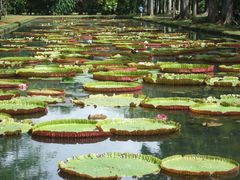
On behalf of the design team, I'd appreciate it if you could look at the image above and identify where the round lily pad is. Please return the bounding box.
[72,94,144,107]
[219,65,240,73]
[32,119,110,138]
[190,103,240,115]
[206,76,240,87]
[159,62,214,73]
[27,88,65,97]
[141,97,199,110]
[16,65,77,78]
[0,79,28,89]
[144,73,210,85]
[0,98,47,115]
[161,155,239,178]
[0,90,19,100]
[58,153,161,179]
[83,81,142,92]
[0,113,13,123]
[96,118,180,135]
[93,70,150,82]
[0,122,32,136]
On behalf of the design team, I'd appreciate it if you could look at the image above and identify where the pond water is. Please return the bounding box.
[0,18,239,180]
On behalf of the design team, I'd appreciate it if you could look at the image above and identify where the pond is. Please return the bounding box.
[0,17,239,180]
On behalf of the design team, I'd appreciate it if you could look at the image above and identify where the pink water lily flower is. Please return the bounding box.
[155,114,168,121]
[18,83,28,91]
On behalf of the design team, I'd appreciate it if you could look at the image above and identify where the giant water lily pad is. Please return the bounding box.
[206,76,240,87]
[83,81,142,92]
[32,119,110,138]
[0,90,19,100]
[0,122,32,136]
[27,88,65,97]
[13,96,64,104]
[73,94,144,107]
[93,70,150,82]
[219,65,240,73]
[97,118,180,135]
[0,98,47,115]
[0,79,27,89]
[161,155,239,177]
[59,153,161,179]
[143,73,210,85]
[16,65,78,78]
[0,113,13,123]
[190,103,240,115]
[159,62,214,73]
[141,97,200,110]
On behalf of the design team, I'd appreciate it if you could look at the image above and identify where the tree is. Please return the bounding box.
[223,0,235,24]
[148,0,154,16]
[179,0,189,19]
[52,0,76,15]
[207,0,218,22]
[99,0,118,14]
[192,0,197,16]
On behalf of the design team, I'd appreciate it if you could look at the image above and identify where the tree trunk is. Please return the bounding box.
[223,0,235,24]
[172,0,176,17]
[155,0,160,14]
[207,0,219,22]
[178,0,180,12]
[192,0,197,16]
[179,0,190,19]
[149,0,154,16]
[168,0,172,14]
[164,0,167,14]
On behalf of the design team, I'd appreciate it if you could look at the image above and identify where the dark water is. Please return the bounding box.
[0,18,239,180]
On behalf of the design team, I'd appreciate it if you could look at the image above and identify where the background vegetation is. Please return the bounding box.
[0,0,239,24]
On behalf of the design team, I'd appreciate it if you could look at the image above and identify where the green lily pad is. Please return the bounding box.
[27,88,65,96]
[159,62,214,73]
[16,65,80,78]
[0,79,27,89]
[0,122,32,136]
[144,73,210,85]
[73,94,144,107]
[206,76,240,87]
[219,65,240,73]
[59,152,161,179]
[161,155,239,177]
[0,113,14,123]
[83,81,142,92]
[96,118,180,135]
[93,70,150,82]
[190,103,240,115]
[32,119,109,138]
[141,97,200,110]
[0,98,46,115]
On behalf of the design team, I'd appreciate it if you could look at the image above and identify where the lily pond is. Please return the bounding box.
[0,17,240,180]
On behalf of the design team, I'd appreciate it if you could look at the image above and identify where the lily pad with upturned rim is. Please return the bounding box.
[190,103,240,115]
[141,97,200,110]
[72,94,145,107]
[27,88,65,97]
[96,118,180,136]
[161,155,239,178]
[93,70,150,82]
[83,81,143,92]
[31,119,110,138]
[58,152,161,179]
[0,121,32,136]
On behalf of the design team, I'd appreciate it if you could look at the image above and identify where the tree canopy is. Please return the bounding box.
[0,0,239,24]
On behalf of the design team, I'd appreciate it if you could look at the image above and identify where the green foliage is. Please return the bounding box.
[52,0,76,15]
[8,0,27,14]
[99,0,118,14]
